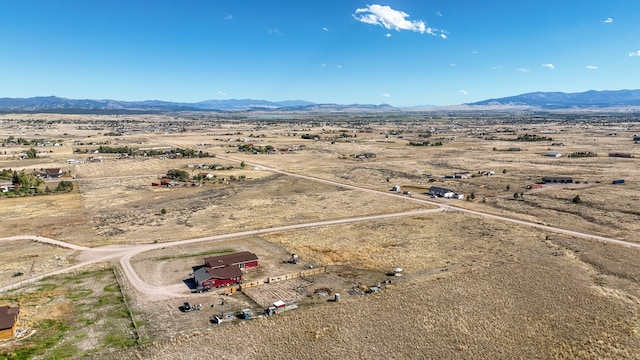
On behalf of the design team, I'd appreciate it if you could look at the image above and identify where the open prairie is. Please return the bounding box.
[1,112,640,359]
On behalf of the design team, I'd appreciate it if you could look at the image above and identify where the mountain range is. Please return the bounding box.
[465,89,640,108]
[1,89,640,113]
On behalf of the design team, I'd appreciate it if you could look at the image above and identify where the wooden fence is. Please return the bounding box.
[238,266,326,290]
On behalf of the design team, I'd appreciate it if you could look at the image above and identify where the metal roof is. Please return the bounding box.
[0,306,19,330]
[204,251,258,269]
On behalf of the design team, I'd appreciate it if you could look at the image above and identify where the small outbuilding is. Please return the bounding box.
[0,306,19,340]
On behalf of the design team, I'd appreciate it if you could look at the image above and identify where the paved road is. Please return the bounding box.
[2,154,639,301]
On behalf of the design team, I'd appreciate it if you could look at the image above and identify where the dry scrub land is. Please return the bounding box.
[1,112,640,359]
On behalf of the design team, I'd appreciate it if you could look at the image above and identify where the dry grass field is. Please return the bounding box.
[1,112,640,359]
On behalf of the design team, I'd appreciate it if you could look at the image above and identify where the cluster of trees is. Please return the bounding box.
[568,151,597,158]
[3,136,31,145]
[407,141,443,147]
[513,133,554,142]
[301,134,320,140]
[1,169,76,197]
[26,148,37,159]
[47,181,73,193]
[98,145,134,155]
[95,146,212,158]
[165,169,190,181]
[237,144,274,154]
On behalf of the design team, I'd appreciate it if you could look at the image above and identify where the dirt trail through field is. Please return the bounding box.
[2,155,639,302]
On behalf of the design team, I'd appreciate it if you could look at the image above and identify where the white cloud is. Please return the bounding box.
[459,90,468,95]
[336,65,342,69]
[385,33,392,38]
[323,27,329,32]
[224,14,233,21]
[321,63,326,67]
[268,28,282,36]
[517,68,530,73]
[382,93,390,97]
[436,11,443,17]
[217,91,228,96]
[353,4,446,38]
[603,17,613,23]
[586,65,598,69]
[450,63,457,67]
[542,63,555,69]
[492,65,502,70]
[628,50,640,57]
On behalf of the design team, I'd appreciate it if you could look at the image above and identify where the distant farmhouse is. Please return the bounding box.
[0,306,19,340]
[542,177,573,184]
[609,152,634,158]
[428,186,456,198]
[354,153,376,159]
[44,168,63,179]
[194,251,258,290]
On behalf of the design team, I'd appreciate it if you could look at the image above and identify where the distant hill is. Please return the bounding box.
[0,96,394,113]
[466,89,640,109]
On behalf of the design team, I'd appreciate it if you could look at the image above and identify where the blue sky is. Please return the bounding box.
[1,1,639,106]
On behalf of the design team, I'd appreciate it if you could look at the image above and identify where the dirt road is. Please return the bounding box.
[2,155,638,302]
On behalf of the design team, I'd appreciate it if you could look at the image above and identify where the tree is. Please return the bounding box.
[240,161,246,168]
[166,169,189,181]
[12,170,19,186]
[26,147,37,159]
[513,192,519,200]
[506,184,511,191]
[55,181,74,192]
[572,195,582,204]
[502,169,507,174]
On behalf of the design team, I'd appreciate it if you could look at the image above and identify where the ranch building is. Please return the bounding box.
[194,251,258,289]
[541,177,573,184]
[428,186,456,198]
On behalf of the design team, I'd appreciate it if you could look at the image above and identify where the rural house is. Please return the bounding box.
[0,306,19,340]
[194,251,258,289]
[609,152,633,158]
[44,168,63,178]
[542,177,573,184]
[428,186,456,198]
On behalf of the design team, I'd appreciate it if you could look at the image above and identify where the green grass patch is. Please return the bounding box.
[103,283,119,292]
[42,341,77,360]
[156,248,234,261]
[63,268,110,284]
[36,283,58,292]
[1,319,70,360]
[104,331,137,349]
[65,288,93,300]
[96,294,124,307]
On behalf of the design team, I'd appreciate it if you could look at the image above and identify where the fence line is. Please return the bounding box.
[112,266,142,345]
[239,266,327,290]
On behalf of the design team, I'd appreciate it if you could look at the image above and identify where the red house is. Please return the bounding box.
[194,252,258,289]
